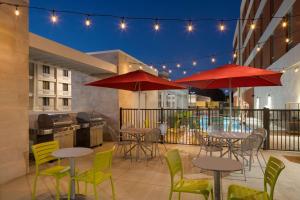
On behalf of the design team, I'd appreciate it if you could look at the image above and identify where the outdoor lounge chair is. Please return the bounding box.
[165,149,214,200]
[227,156,285,200]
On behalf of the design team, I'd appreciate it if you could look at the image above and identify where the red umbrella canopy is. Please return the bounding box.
[175,64,282,89]
[86,70,185,91]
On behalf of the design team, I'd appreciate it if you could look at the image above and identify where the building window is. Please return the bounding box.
[43,81,50,90]
[63,69,69,77]
[43,97,50,106]
[63,98,69,106]
[43,65,50,74]
[63,83,68,91]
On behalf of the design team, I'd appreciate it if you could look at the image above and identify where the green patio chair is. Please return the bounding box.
[31,141,71,200]
[75,147,116,200]
[227,156,285,200]
[165,149,214,200]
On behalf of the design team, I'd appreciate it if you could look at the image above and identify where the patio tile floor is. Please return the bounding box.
[1,143,300,200]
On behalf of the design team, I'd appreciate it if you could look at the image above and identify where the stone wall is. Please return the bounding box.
[0,0,29,184]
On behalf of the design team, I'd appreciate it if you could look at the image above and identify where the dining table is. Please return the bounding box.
[120,127,154,161]
[52,147,93,200]
[193,156,243,200]
[208,131,249,158]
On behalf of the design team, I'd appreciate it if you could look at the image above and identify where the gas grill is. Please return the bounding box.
[37,113,79,148]
[76,112,105,147]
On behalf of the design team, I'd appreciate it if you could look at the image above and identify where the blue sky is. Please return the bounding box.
[29,0,241,80]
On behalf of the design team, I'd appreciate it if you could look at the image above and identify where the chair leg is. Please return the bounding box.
[93,184,98,200]
[168,190,173,200]
[197,146,203,157]
[257,154,265,174]
[68,178,71,200]
[84,182,88,196]
[110,177,116,200]
[242,158,246,181]
[55,178,60,200]
[76,180,79,194]
[32,175,38,200]
[259,150,267,165]
[211,188,214,200]
[178,192,181,200]
[249,154,252,171]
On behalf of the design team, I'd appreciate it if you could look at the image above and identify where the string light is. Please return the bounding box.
[285,38,290,43]
[168,69,172,73]
[85,16,91,27]
[256,45,261,52]
[162,65,166,69]
[183,70,187,75]
[294,68,299,73]
[233,52,237,58]
[51,10,58,23]
[176,64,181,68]
[139,66,143,69]
[187,21,194,32]
[14,6,20,16]
[153,20,160,31]
[281,69,286,73]
[120,18,126,30]
[154,68,158,72]
[219,21,225,31]
[250,20,256,30]
[282,17,287,28]
[192,61,197,66]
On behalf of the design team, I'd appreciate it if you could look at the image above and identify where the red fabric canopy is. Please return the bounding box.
[175,64,282,89]
[86,70,185,91]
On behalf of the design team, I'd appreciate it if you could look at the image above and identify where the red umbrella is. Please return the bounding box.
[86,70,185,109]
[175,64,282,131]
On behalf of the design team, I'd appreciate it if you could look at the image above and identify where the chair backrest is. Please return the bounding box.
[264,156,285,200]
[32,141,59,166]
[144,128,161,144]
[165,149,183,182]
[194,132,207,146]
[240,134,261,152]
[253,128,267,141]
[93,147,115,173]
[249,133,264,152]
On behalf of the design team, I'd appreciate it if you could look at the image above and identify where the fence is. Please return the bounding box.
[120,107,300,151]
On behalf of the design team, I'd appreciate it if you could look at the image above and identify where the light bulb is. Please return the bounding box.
[154,21,160,31]
[176,64,181,68]
[183,71,187,75]
[211,57,216,63]
[233,52,237,58]
[294,68,299,73]
[256,46,261,52]
[162,65,166,69]
[250,21,256,30]
[85,17,91,27]
[192,61,197,66]
[139,66,143,70]
[15,6,20,16]
[219,22,225,31]
[285,38,290,43]
[51,11,58,23]
[187,21,194,32]
[282,18,287,28]
[120,18,126,30]
[168,69,172,73]
[281,69,286,73]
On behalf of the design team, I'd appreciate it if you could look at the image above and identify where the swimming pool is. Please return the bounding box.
[199,116,251,132]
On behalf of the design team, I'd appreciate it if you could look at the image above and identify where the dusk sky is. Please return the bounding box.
[29,0,241,80]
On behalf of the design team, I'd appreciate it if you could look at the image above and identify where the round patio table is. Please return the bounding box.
[52,147,93,200]
[192,156,242,200]
[208,131,249,158]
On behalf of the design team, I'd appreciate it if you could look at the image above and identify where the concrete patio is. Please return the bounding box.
[0,143,299,200]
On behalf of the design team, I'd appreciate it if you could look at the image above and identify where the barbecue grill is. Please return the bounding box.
[76,112,104,147]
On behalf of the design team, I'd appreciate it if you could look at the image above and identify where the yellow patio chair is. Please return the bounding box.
[75,147,116,200]
[31,141,71,200]
[227,156,285,200]
[165,149,214,200]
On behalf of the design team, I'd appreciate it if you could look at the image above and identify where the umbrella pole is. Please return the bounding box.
[138,90,141,128]
[228,79,232,132]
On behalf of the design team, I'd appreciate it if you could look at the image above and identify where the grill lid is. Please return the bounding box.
[76,112,103,123]
[38,113,73,129]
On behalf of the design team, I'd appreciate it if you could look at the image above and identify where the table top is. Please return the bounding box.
[208,131,249,140]
[52,147,93,158]
[192,156,243,172]
[120,127,153,134]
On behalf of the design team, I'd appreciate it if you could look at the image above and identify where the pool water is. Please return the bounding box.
[199,116,251,132]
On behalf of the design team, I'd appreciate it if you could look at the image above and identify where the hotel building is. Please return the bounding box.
[233,0,300,109]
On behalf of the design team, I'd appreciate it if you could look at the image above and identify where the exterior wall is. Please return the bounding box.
[0,0,29,184]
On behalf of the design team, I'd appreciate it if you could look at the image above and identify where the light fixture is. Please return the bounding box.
[256,45,261,52]
[85,16,91,27]
[285,38,290,43]
[192,61,197,66]
[183,70,187,75]
[282,17,287,28]
[120,18,127,30]
[162,65,166,69]
[168,69,172,73]
[187,20,194,32]
[294,68,299,73]
[250,20,256,30]
[14,6,20,16]
[51,10,58,23]
[211,57,216,63]
[233,52,237,58]
[176,63,181,68]
[153,20,160,31]
[219,21,225,31]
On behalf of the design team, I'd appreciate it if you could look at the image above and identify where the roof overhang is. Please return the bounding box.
[29,33,117,75]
